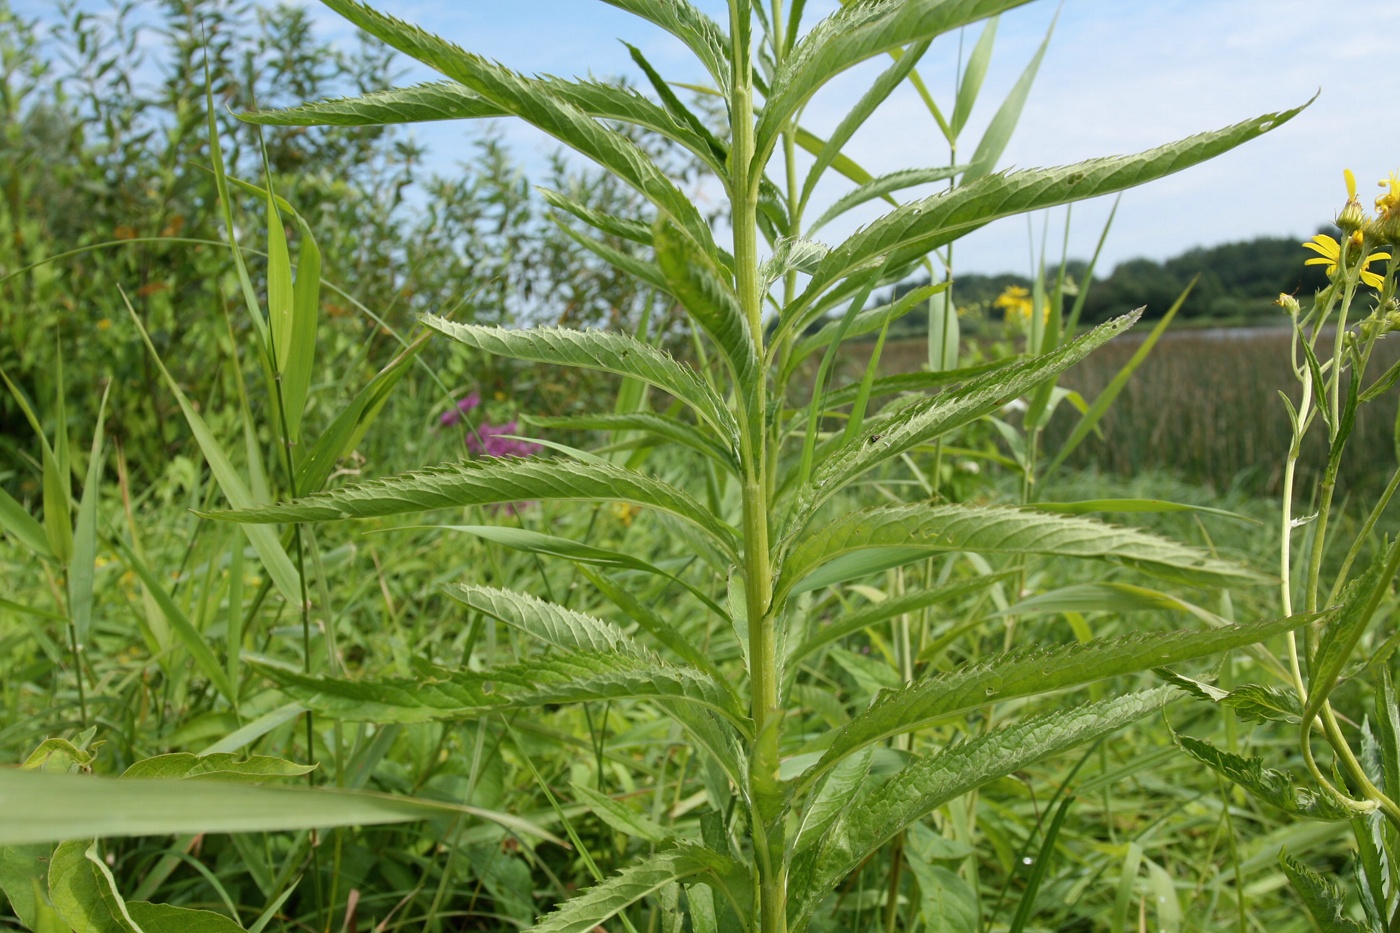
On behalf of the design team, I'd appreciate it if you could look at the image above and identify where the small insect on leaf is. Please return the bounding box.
[867,434,884,445]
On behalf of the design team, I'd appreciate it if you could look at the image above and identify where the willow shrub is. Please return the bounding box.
[0,1,1321,931]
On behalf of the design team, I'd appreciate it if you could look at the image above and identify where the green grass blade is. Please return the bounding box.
[0,768,556,846]
[121,292,302,608]
[527,412,740,474]
[67,383,110,647]
[807,165,961,234]
[0,484,53,560]
[962,10,1053,181]
[950,16,997,138]
[788,312,1138,531]
[1045,284,1191,476]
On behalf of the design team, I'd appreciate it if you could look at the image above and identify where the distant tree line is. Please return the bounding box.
[882,233,1335,337]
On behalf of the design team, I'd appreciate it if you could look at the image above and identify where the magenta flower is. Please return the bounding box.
[439,391,482,427]
[467,420,543,459]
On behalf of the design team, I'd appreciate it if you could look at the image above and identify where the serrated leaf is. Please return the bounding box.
[204,458,739,560]
[779,502,1265,604]
[793,102,1310,319]
[256,651,744,727]
[527,412,739,473]
[808,166,963,233]
[792,748,871,857]
[812,358,1012,411]
[0,766,554,846]
[422,316,739,449]
[1308,544,1397,718]
[1221,684,1304,725]
[240,80,506,126]
[540,186,654,245]
[760,0,1029,157]
[570,782,672,845]
[654,218,757,388]
[598,0,731,95]
[790,571,1013,664]
[798,36,932,212]
[1278,850,1368,932]
[312,0,718,256]
[790,688,1171,924]
[760,236,830,290]
[444,584,647,656]
[533,842,750,933]
[120,753,315,783]
[795,610,1316,794]
[790,312,1139,528]
[789,282,947,374]
[1174,734,1351,821]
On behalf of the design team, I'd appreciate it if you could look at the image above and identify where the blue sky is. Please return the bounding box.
[16,0,1400,277]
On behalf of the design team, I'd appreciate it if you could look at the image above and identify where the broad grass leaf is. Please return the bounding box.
[0,767,553,846]
[68,384,109,647]
[789,312,1139,528]
[422,316,740,449]
[779,502,1266,604]
[296,333,429,495]
[789,688,1173,924]
[798,38,932,214]
[531,842,750,933]
[961,11,1052,181]
[204,458,741,560]
[760,0,1030,157]
[121,293,302,609]
[794,610,1318,793]
[793,101,1310,319]
[1174,734,1351,821]
[313,0,718,257]
[0,484,52,560]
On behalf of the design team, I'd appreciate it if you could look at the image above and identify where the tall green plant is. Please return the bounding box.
[1169,170,1400,930]
[3,2,1314,931]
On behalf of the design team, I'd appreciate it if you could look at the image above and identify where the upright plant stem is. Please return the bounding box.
[730,7,784,928]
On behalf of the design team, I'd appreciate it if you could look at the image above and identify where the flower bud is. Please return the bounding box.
[1275,293,1301,315]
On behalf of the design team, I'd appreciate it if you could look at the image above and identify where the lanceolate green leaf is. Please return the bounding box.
[789,312,1139,530]
[540,187,654,246]
[240,81,506,126]
[314,0,718,256]
[780,501,1263,607]
[790,688,1173,925]
[788,282,948,376]
[794,610,1319,795]
[598,0,732,96]
[793,101,1310,319]
[256,651,746,728]
[204,458,740,560]
[528,412,740,474]
[759,0,1031,158]
[422,316,740,449]
[532,843,751,933]
[0,767,553,846]
[961,9,1053,181]
[807,166,963,233]
[654,218,757,388]
[1175,735,1351,821]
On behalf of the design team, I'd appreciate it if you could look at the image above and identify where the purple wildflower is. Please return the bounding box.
[467,420,543,459]
[439,391,482,427]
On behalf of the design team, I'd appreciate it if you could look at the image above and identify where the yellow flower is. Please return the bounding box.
[994,285,1035,322]
[1378,171,1400,221]
[1303,232,1391,289]
[97,318,111,331]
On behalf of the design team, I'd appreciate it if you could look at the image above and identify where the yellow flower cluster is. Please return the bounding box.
[994,285,1036,324]
[1302,169,1396,290]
